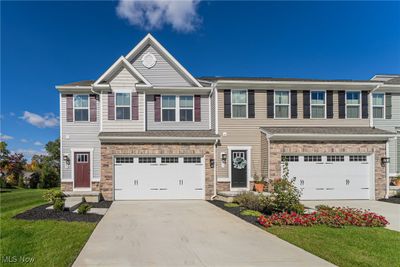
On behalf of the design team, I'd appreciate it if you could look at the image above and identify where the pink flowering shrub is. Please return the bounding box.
[257,207,389,228]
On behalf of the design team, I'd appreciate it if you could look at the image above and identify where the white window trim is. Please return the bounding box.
[115,92,131,120]
[274,90,291,119]
[179,95,194,122]
[372,93,385,119]
[71,148,94,191]
[310,90,327,119]
[345,90,361,119]
[73,94,90,122]
[231,89,248,119]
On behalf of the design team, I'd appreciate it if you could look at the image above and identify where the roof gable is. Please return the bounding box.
[125,34,202,87]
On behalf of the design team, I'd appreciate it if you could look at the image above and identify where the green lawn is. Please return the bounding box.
[0,189,96,266]
[267,225,400,267]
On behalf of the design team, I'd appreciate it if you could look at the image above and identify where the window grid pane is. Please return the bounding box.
[183,157,201,163]
[275,91,289,104]
[138,157,156,163]
[373,93,384,106]
[179,96,193,108]
[373,107,384,119]
[232,105,247,118]
[346,92,360,105]
[180,109,193,121]
[311,106,325,119]
[162,96,176,108]
[232,90,247,104]
[74,95,89,108]
[304,155,322,162]
[116,107,130,120]
[161,157,179,163]
[75,109,89,121]
[347,106,360,118]
[311,91,325,105]
[275,106,289,118]
[116,93,130,106]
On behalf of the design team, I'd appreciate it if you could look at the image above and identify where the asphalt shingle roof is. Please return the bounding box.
[98,130,219,138]
[260,127,394,135]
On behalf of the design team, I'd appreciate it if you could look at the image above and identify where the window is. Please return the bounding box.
[115,157,134,163]
[327,155,344,162]
[161,157,179,163]
[346,91,361,119]
[74,95,89,121]
[373,93,385,119]
[76,154,88,163]
[304,155,322,162]
[311,91,326,118]
[183,157,201,163]
[162,95,176,121]
[138,157,156,163]
[275,91,290,118]
[231,90,247,118]
[116,93,131,120]
[349,155,367,162]
[179,96,193,121]
[281,156,299,162]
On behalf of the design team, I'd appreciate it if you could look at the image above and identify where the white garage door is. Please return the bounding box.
[114,156,205,200]
[284,154,373,200]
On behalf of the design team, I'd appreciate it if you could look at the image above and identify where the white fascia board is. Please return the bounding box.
[125,33,203,87]
[93,56,151,86]
[99,136,219,143]
[266,133,394,141]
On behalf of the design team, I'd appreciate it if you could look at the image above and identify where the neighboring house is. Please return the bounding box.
[370,75,400,178]
[56,34,395,201]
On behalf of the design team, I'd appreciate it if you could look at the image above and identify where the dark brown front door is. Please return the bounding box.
[74,152,90,188]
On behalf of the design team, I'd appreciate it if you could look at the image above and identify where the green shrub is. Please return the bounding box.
[43,189,64,204]
[234,192,271,212]
[77,203,91,214]
[240,209,263,217]
[53,199,65,212]
[224,203,239,208]
[315,205,333,211]
[271,178,302,213]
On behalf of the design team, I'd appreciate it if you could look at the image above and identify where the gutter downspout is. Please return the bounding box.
[267,134,272,181]
[385,140,390,199]
[211,139,219,199]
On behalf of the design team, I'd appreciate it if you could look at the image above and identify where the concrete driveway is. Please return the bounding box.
[302,200,400,232]
[74,201,332,267]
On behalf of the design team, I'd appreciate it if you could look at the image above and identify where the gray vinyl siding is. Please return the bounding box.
[101,67,145,132]
[210,89,216,131]
[130,44,193,87]
[216,89,370,180]
[146,94,210,130]
[373,93,400,174]
[60,94,101,182]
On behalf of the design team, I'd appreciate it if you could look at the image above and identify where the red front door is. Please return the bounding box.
[74,152,90,188]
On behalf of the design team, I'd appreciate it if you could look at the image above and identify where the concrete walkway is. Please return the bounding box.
[74,201,333,267]
[302,200,400,232]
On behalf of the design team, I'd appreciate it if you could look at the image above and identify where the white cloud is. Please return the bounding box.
[20,111,59,128]
[20,138,29,143]
[13,149,47,158]
[116,0,201,32]
[0,133,14,141]
[34,141,43,146]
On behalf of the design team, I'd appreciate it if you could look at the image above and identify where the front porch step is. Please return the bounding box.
[216,191,272,203]
[64,196,83,211]
[63,191,101,203]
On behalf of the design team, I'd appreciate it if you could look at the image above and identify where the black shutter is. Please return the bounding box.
[338,91,346,119]
[362,91,369,119]
[303,91,310,119]
[248,90,255,118]
[326,90,334,119]
[267,90,274,118]
[290,90,297,118]
[386,93,392,119]
[224,90,231,118]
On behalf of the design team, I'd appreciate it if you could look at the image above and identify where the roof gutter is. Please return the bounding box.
[98,136,220,143]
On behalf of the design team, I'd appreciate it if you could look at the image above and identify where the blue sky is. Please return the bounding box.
[1,1,400,159]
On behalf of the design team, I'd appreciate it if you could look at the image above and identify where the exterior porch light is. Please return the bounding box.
[63,154,70,165]
[381,157,390,166]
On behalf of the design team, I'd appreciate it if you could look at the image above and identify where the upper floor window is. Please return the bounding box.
[74,95,89,121]
[275,91,290,119]
[311,91,326,119]
[231,90,247,118]
[179,96,193,121]
[346,91,360,119]
[162,95,176,121]
[116,93,131,120]
[372,93,385,119]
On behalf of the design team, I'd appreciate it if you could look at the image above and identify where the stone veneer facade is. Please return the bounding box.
[100,143,215,200]
[265,138,387,199]
[61,181,100,192]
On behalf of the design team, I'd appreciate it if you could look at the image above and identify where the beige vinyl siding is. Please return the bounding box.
[216,89,370,179]
[130,44,193,87]
[61,94,101,182]
[146,94,210,130]
[373,93,400,174]
[101,67,145,132]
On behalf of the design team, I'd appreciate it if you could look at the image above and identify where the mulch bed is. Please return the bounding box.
[89,201,113,208]
[379,197,400,204]
[208,200,259,226]
[14,204,103,223]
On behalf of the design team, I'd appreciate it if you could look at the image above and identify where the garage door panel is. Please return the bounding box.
[286,155,371,200]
